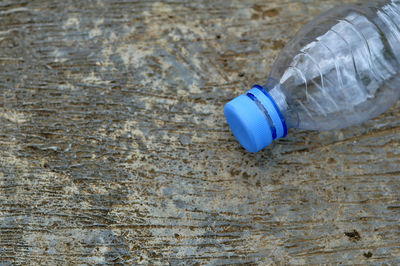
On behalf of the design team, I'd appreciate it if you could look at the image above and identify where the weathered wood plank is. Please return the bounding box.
[1,0,400,264]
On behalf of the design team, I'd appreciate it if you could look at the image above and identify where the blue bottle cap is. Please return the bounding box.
[224,86,287,153]
[224,94,273,153]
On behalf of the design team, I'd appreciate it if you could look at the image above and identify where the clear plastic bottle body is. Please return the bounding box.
[266,0,400,130]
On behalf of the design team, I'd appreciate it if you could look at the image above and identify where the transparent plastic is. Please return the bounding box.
[225,0,400,152]
[268,0,400,130]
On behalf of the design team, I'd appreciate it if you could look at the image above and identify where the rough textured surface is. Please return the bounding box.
[1,0,400,264]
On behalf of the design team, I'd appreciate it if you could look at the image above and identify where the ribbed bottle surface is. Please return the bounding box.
[268,0,400,130]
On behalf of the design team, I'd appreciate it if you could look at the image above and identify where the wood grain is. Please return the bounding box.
[0,0,399,264]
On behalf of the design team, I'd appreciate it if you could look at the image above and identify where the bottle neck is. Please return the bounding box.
[264,82,300,129]
[248,85,288,139]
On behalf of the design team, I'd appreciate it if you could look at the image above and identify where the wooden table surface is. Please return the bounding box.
[1,0,400,264]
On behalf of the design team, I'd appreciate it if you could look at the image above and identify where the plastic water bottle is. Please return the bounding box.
[224,0,400,153]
